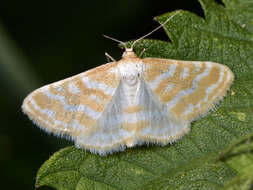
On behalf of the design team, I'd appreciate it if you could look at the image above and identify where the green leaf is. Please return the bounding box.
[36,0,253,189]
[223,135,253,190]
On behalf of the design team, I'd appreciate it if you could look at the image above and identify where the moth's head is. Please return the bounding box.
[121,47,137,58]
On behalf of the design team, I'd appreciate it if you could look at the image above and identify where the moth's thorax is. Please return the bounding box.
[117,54,143,105]
[117,59,143,85]
[118,49,143,77]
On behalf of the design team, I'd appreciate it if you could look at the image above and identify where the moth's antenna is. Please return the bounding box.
[131,12,179,49]
[103,35,126,47]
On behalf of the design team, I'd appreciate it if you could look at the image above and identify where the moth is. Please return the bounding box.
[22,15,234,155]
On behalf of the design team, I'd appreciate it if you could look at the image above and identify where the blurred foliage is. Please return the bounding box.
[35,0,253,189]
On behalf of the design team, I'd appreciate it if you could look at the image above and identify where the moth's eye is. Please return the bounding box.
[122,48,126,53]
[137,73,140,77]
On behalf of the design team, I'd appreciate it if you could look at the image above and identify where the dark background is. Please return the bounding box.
[0,0,222,189]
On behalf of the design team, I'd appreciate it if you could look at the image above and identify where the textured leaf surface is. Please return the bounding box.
[36,0,253,189]
[224,135,253,190]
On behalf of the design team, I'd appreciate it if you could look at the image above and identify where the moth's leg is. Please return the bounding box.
[139,48,146,58]
[105,52,116,62]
